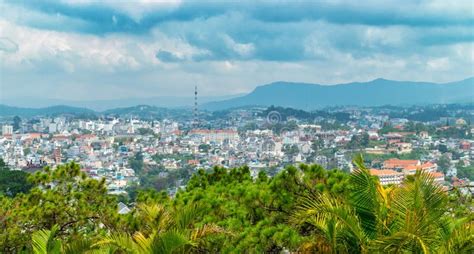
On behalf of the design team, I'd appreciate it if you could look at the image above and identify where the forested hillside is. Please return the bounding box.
[1,157,472,253]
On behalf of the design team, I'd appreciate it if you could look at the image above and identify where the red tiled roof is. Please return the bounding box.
[383,159,419,168]
[429,172,444,178]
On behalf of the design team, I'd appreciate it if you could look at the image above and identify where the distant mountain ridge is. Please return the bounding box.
[1,77,473,116]
[0,105,95,117]
[1,94,244,111]
[0,104,187,118]
[203,77,474,110]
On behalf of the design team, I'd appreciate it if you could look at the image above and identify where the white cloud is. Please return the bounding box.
[0,1,473,101]
[0,37,18,52]
[222,35,255,57]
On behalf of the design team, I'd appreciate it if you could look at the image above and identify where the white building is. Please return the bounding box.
[2,125,13,135]
[48,123,58,133]
[370,169,404,186]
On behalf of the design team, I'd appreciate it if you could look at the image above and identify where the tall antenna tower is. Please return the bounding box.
[193,85,198,127]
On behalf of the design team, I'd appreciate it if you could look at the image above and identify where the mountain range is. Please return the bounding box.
[0,105,95,118]
[1,77,473,116]
[203,77,474,110]
[0,104,186,119]
[0,94,243,112]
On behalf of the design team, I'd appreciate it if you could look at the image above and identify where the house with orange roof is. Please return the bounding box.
[428,171,445,185]
[382,158,420,171]
[382,158,438,175]
[402,162,437,175]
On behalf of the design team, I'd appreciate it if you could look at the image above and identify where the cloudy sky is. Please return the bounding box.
[0,0,473,101]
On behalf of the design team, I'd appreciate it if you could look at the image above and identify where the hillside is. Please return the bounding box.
[102,105,190,119]
[203,77,474,110]
[0,105,95,118]
[0,104,190,119]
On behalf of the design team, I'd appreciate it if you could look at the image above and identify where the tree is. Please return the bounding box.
[438,144,449,153]
[0,162,119,252]
[457,165,474,180]
[1,160,472,253]
[283,144,299,156]
[311,138,324,152]
[96,204,225,253]
[129,152,144,174]
[292,155,474,253]
[437,155,451,174]
[347,133,369,150]
[13,115,22,131]
[0,159,32,197]
[137,128,154,136]
[198,144,211,153]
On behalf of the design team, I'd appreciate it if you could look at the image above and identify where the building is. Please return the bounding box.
[370,169,404,186]
[383,159,420,171]
[419,131,430,139]
[455,118,467,126]
[428,172,445,185]
[402,162,437,175]
[53,147,62,164]
[396,142,413,154]
[189,129,239,143]
[382,158,437,174]
[2,125,13,136]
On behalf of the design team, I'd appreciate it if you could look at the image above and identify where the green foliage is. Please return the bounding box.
[436,126,472,139]
[198,144,211,153]
[0,159,33,197]
[0,162,119,252]
[360,148,428,163]
[129,152,144,174]
[437,154,451,174]
[137,128,154,136]
[346,133,369,150]
[13,115,22,131]
[457,164,474,180]
[282,144,299,156]
[0,159,472,253]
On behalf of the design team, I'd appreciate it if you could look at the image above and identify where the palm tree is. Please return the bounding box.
[291,192,367,253]
[370,169,473,253]
[292,154,474,253]
[31,225,112,254]
[31,225,62,254]
[95,204,226,253]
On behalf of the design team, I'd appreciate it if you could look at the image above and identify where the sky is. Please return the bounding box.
[0,0,473,101]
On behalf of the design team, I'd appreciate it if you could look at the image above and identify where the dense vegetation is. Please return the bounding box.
[0,156,472,253]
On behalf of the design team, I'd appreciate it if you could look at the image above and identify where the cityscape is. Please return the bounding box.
[0,0,473,253]
[2,103,473,196]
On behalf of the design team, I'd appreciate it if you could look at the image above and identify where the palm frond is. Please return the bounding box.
[133,231,155,254]
[152,230,192,254]
[438,217,474,254]
[292,192,367,252]
[174,204,203,230]
[137,203,172,232]
[349,154,380,239]
[94,232,139,253]
[63,238,96,254]
[371,231,431,253]
[191,224,227,241]
[31,225,61,254]
[376,170,452,252]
